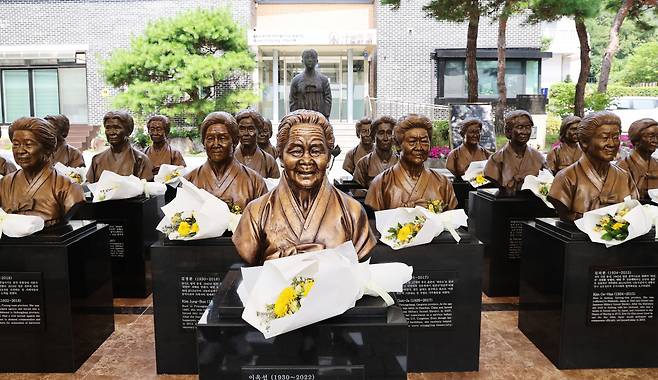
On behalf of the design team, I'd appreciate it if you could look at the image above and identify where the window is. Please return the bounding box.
[1,67,88,124]
[440,59,541,99]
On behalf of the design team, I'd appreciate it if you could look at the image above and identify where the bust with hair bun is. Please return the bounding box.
[144,114,186,175]
[365,114,458,211]
[352,116,399,188]
[484,110,546,195]
[183,112,267,210]
[546,115,582,174]
[44,114,85,168]
[445,118,492,178]
[86,111,154,183]
[232,110,376,265]
[234,109,280,179]
[548,111,639,222]
[616,118,658,201]
[343,117,374,174]
[0,117,84,226]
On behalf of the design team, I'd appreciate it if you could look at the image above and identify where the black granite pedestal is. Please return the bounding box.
[333,179,363,194]
[197,270,408,380]
[164,184,177,204]
[468,190,555,296]
[0,221,114,372]
[370,229,483,372]
[519,219,658,369]
[74,195,164,297]
[452,180,475,210]
[151,235,242,374]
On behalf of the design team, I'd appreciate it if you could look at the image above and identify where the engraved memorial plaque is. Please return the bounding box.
[179,273,221,330]
[107,220,127,258]
[588,267,657,325]
[396,271,457,328]
[0,272,44,330]
[507,218,524,260]
[241,365,365,380]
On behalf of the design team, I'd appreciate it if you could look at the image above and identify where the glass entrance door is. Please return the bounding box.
[283,57,342,121]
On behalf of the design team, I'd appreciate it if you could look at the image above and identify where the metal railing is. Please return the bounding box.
[366,96,451,120]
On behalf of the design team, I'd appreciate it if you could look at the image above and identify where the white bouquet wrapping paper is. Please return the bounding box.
[154,164,189,187]
[375,206,468,250]
[88,170,166,202]
[649,189,658,204]
[642,204,658,239]
[521,169,555,209]
[156,178,230,240]
[264,178,280,192]
[461,160,490,188]
[237,241,412,339]
[54,162,87,185]
[0,209,44,238]
[575,197,653,247]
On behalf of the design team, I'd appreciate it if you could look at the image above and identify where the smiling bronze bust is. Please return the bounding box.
[0,117,84,226]
[234,109,280,179]
[144,115,186,175]
[484,110,546,196]
[548,111,639,222]
[184,112,267,210]
[232,110,376,265]
[365,114,457,211]
[86,111,154,183]
[445,118,492,178]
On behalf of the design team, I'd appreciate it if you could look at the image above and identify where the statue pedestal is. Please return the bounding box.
[333,179,363,194]
[519,219,658,369]
[0,221,114,372]
[164,185,177,204]
[196,270,408,380]
[151,236,242,374]
[370,229,483,372]
[74,195,164,297]
[451,180,474,210]
[468,190,555,296]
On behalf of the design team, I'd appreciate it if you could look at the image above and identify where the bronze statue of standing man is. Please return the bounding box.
[289,49,332,119]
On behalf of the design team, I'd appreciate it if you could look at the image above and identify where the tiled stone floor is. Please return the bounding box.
[1,295,657,380]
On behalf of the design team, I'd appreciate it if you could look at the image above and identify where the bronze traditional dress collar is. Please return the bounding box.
[278,174,331,242]
[392,163,429,207]
[198,159,241,198]
[7,167,52,213]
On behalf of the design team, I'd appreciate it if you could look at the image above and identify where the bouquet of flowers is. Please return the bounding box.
[237,241,412,339]
[649,189,658,204]
[462,160,490,188]
[154,164,188,187]
[376,206,468,249]
[575,197,653,247]
[0,209,44,239]
[156,178,230,240]
[521,169,555,208]
[88,171,166,202]
[54,162,87,185]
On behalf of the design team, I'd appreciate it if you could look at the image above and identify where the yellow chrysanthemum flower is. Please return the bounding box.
[274,287,295,317]
[612,222,625,230]
[475,174,486,185]
[302,280,314,297]
[397,224,414,242]
[178,221,191,236]
[191,223,199,233]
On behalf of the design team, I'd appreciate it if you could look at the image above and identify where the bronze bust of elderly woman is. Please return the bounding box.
[87,111,154,183]
[352,115,399,188]
[232,110,376,265]
[484,110,546,196]
[144,114,186,176]
[45,114,85,168]
[446,118,492,178]
[548,111,639,222]
[234,109,280,179]
[617,118,658,201]
[0,117,84,226]
[546,115,582,175]
[184,112,267,210]
[365,114,458,211]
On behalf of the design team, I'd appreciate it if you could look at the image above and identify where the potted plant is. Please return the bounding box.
[425,146,450,169]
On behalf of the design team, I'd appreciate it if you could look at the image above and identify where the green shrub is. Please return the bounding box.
[606,85,658,97]
[432,120,450,147]
[546,113,561,136]
[131,127,151,149]
[548,82,615,117]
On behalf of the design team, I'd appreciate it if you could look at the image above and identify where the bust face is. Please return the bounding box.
[375,123,394,151]
[12,130,46,172]
[582,123,620,163]
[258,122,272,146]
[282,123,329,190]
[400,127,430,167]
[464,124,482,147]
[302,53,318,70]
[148,120,167,144]
[204,124,234,164]
[238,117,258,148]
[506,116,532,145]
[564,123,579,144]
[358,123,373,147]
[636,125,658,155]
[105,118,129,147]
